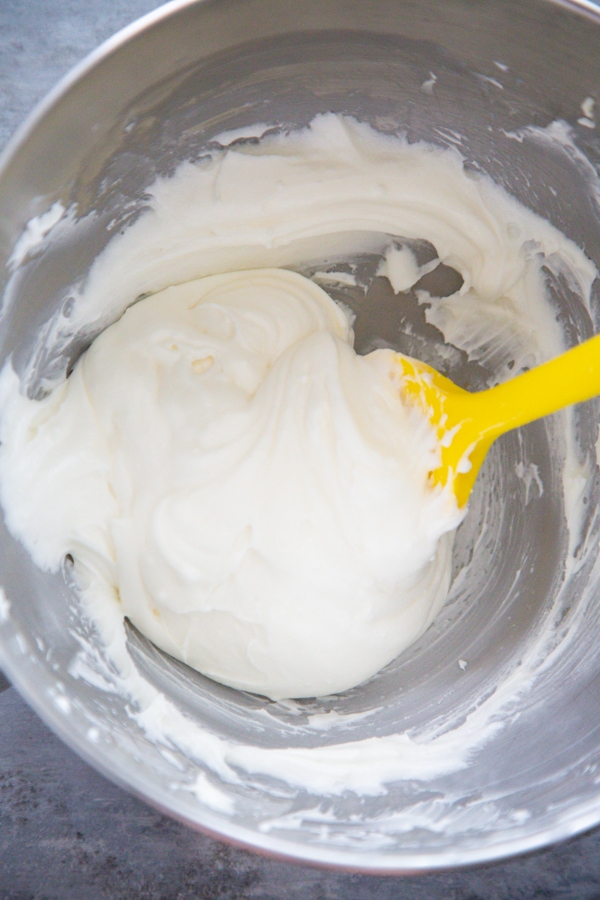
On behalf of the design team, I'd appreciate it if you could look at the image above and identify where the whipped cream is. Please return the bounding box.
[0,266,461,699]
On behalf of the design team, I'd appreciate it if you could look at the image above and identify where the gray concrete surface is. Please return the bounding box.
[2,1,600,897]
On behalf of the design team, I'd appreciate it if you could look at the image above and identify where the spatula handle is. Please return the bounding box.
[476,331,600,438]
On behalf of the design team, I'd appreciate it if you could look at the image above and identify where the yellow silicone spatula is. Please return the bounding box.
[395,333,600,507]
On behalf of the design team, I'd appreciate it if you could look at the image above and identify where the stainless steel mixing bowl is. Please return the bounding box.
[1,0,600,872]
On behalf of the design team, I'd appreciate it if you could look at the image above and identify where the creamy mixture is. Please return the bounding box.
[0,266,461,699]
[0,114,597,801]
